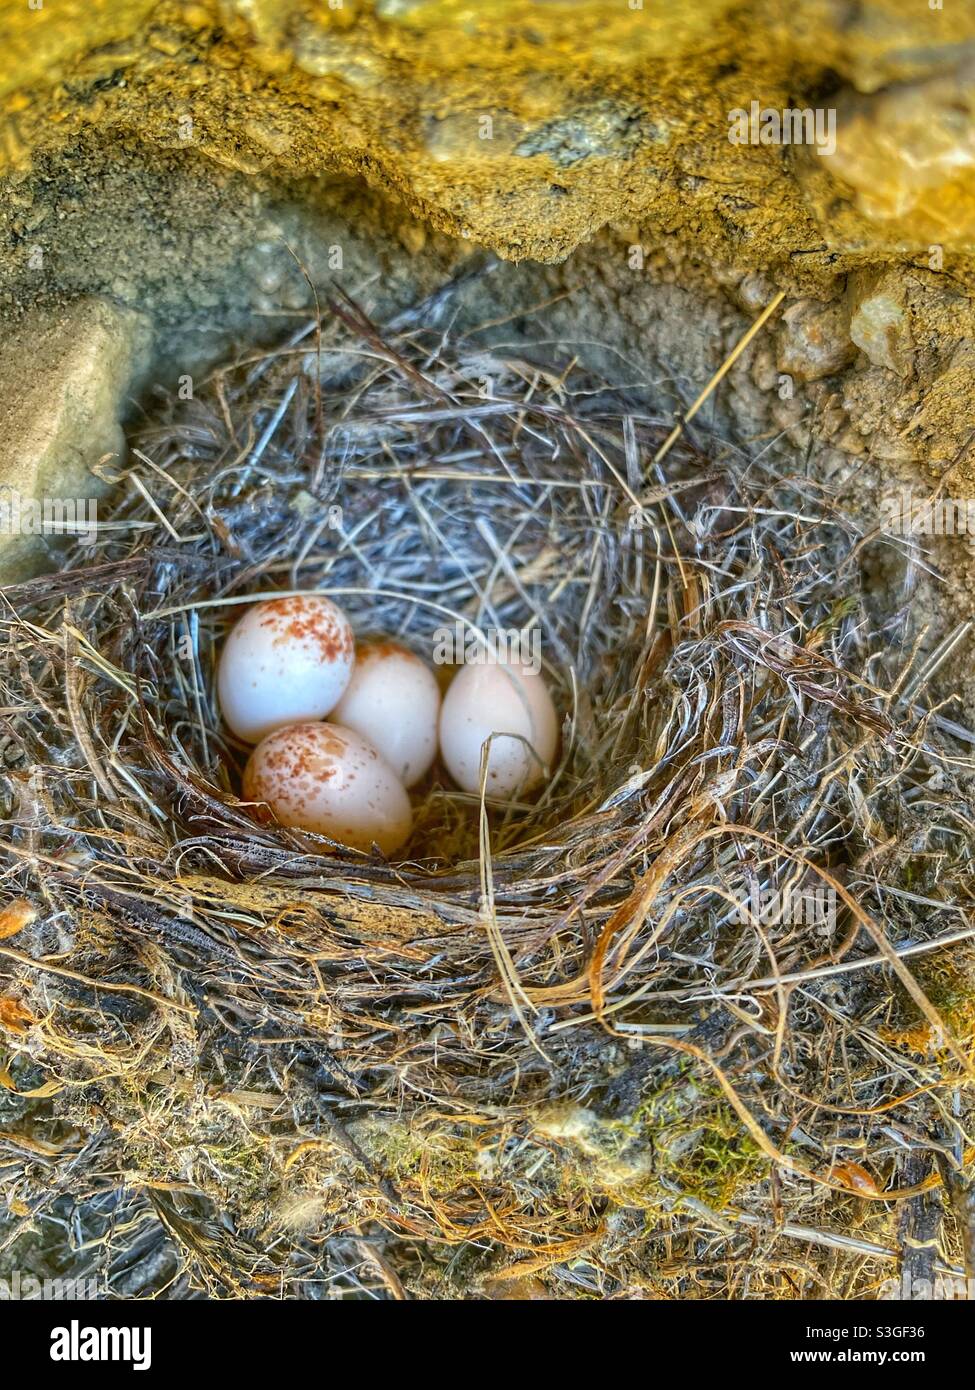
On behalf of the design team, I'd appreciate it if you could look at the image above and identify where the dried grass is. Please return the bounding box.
[1,288,974,1299]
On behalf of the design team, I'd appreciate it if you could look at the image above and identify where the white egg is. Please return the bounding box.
[439,659,559,798]
[331,640,441,788]
[218,594,354,743]
[242,722,413,854]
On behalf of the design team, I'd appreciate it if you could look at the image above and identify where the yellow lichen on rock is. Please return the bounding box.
[1,0,972,267]
[812,66,975,250]
[0,0,157,99]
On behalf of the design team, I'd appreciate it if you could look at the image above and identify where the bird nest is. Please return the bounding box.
[1,292,973,1300]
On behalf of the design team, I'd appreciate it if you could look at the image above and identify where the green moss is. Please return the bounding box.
[633,1073,767,1208]
[350,1115,484,1191]
[917,948,975,1037]
[535,1077,769,1216]
[883,945,975,1053]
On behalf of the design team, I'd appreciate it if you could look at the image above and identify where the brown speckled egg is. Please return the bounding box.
[218,594,355,744]
[242,721,412,855]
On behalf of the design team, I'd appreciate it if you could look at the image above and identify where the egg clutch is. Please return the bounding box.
[217,595,558,854]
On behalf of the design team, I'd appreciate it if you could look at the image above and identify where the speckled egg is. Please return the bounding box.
[438,659,558,799]
[217,594,354,743]
[242,722,413,854]
[331,640,441,788]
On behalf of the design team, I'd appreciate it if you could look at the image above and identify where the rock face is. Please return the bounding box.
[0,298,151,580]
[803,63,975,252]
[1,0,975,496]
[849,272,914,379]
[1,0,974,274]
[775,299,857,383]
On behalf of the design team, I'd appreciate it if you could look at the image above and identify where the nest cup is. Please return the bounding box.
[130,314,666,883]
[3,297,974,1296]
